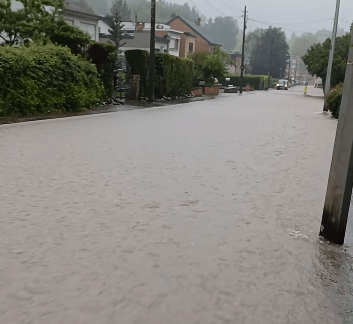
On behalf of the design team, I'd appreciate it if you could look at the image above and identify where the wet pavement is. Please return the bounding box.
[1,86,353,323]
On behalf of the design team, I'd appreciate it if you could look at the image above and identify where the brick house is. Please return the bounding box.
[166,15,221,57]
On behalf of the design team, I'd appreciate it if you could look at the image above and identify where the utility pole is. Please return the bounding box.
[320,33,353,245]
[239,6,247,94]
[148,0,156,102]
[287,55,291,80]
[294,58,298,84]
[268,38,274,89]
[324,0,340,111]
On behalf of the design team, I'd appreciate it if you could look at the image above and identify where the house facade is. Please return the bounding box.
[226,53,242,75]
[99,20,180,55]
[166,16,220,56]
[63,3,100,41]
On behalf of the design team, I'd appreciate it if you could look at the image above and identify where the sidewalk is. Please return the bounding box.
[0,95,219,125]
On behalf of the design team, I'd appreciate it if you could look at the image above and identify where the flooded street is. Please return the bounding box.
[1,87,353,323]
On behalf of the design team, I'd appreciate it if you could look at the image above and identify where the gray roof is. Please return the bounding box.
[64,3,101,19]
[167,16,220,46]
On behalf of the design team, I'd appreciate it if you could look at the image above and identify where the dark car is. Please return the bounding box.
[276,79,289,90]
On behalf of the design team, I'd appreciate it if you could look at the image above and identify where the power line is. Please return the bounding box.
[339,18,352,25]
[247,18,330,37]
[217,0,241,15]
[188,0,207,19]
[202,0,227,16]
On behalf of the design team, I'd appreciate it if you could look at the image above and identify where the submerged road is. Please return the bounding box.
[1,86,353,323]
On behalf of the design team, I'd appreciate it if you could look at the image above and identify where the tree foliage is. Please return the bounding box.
[0,0,91,54]
[200,16,239,52]
[129,0,202,23]
[45,18,91,55]
[110,0,131,21]
[0,0,64,45]
[249,27,289,79]
[108,5,126,51]
[302,32,351,88]
[0,43,103,117]
[289,33,320,58]
[326,83,343,119]
[87,42,118,97]
[189,48,227,85]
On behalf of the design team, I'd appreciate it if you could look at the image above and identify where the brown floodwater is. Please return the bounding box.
[1,88,352,323]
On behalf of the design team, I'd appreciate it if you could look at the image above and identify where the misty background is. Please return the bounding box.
[69,0,353,54]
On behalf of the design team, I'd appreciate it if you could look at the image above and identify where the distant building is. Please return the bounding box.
[225,53,242,75]
[166,15,221,56]
[99,19,182,56]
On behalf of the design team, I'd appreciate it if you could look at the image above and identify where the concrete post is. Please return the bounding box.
[320,33,353,245]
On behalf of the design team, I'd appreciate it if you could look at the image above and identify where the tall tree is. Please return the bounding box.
[110,0,131,21]
[289,33,320,58]
[108,8,126,52]
[249,27,289,78]
[244,28,264,58]
[302,32,351,89]
[202,16,239,52]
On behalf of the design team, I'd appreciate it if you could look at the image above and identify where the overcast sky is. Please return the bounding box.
[171,0,353,35]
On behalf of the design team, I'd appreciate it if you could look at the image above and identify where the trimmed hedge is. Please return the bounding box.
[0,43,103,117]
[125,50,194,99]
[218,74,270,90]
[87,42,117,98]
[124,49,149,98]
[155,53,193,97]
[326,83,343,119]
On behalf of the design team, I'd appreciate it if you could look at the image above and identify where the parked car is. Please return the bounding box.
[276,79,289,90]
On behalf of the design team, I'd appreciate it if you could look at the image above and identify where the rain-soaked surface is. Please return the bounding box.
[1,86,353,323]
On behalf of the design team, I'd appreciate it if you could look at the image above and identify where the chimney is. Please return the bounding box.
[171,12,176,19]
[136,22,145,31]
[197,18,201,26]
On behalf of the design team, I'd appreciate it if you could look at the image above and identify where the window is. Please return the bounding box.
[80,22,96,41]
[189,42,194,54]
[174,39,179,50]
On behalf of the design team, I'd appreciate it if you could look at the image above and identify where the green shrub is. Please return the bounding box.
[86,42,117,98]
[326,83,343,118]
[125,49,149,98]
[0,43,103,117]
[189,50,227,86]
[218,74,270,90]
[155,53,193,97]
[125,50,194,99]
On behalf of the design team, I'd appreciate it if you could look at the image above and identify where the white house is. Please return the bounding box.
[98,19,181,57]
[63,3,101,42]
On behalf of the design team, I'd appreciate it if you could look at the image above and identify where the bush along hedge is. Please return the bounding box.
[218,74,270,90]
[326,83,343,119]
[125,50,194,99]
[155,53,193,98]
[87,42,118,98]
[124,49,149,98]
[0,43,103,117]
